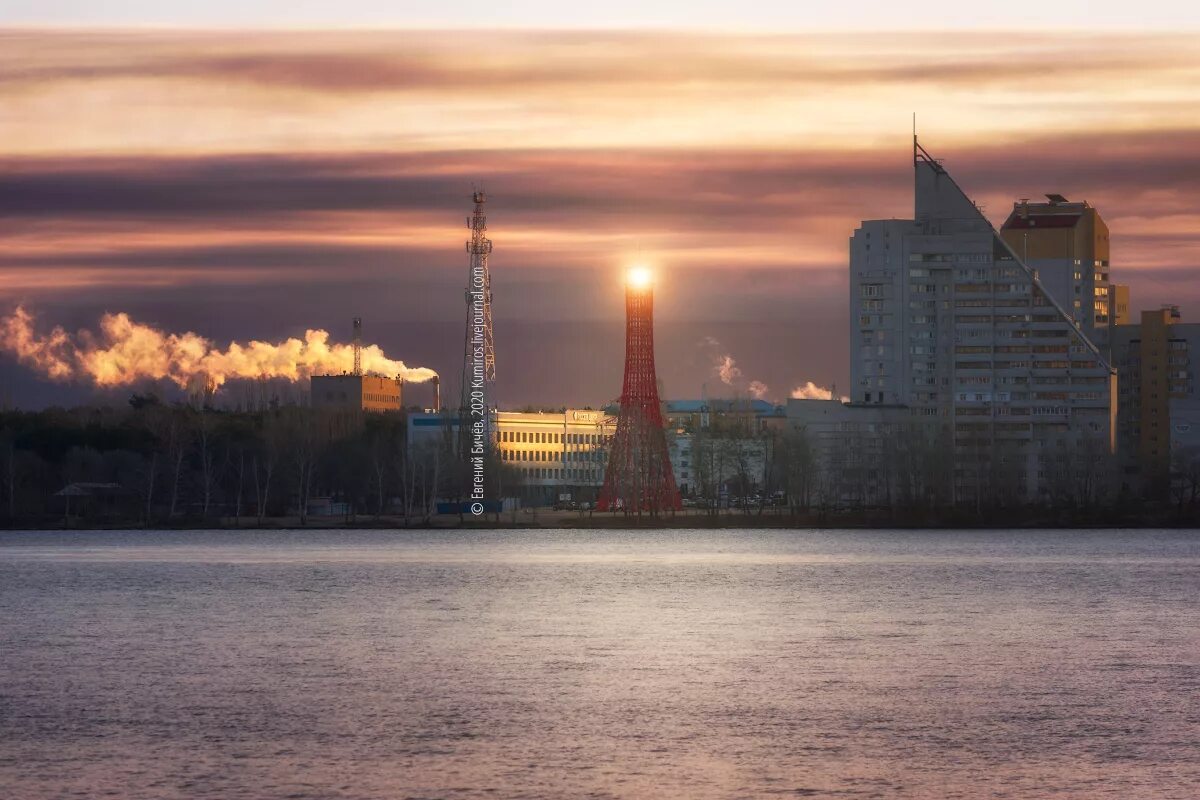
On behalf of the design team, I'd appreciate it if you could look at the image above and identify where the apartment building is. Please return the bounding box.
[848,140,1116,501]
[1112,306,1200,493]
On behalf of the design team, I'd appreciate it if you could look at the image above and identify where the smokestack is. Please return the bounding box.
[432,374,441,412]
[352,317,363,377]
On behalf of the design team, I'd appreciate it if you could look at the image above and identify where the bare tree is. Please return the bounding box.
[1,431,15,521]
[254,420,284,525]
[1171,445,1200,515]
[142,451,158,524]
[166,417,188,519]
[195,410,217,518]
[232,447,246,526]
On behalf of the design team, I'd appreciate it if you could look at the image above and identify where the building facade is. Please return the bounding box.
[785,399,915,507]
[663,399,781,500]
[998,195,1118,348]
[495,409,613,503]
[1112,306,1200,493]
[311,374,403,412]
[848,141,1116,502]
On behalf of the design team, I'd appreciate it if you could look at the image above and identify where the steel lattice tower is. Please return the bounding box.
[460,191,496,451]
[597,271,681,514]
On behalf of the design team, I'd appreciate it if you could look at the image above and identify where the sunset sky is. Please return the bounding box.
[2,6,1199,408]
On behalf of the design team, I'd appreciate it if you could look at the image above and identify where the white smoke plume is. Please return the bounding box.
[0,306,437,391]
[790,381,847,402]
[700,337,774,401]
[715,354,742,385]
[747,380,770,400]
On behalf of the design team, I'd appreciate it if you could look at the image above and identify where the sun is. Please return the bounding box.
[627,266,653,290]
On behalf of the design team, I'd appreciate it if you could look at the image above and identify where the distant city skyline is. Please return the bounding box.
[1,28,1198,408]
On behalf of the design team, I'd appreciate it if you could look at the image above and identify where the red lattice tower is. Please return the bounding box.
[598,269,681,514]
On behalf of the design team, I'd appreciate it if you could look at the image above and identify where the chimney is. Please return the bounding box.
[352,317,363,377]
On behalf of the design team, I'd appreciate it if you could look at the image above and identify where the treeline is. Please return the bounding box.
[0,397,502,527]
[683,422,1200,525]
[3,397,1198,528]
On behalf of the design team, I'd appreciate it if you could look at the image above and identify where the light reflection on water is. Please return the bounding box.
[1,528,1198,799]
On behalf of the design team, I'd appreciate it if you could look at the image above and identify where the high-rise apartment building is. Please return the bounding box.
[1112,307,1200,493]
[999,196,1115,347]
[848,141,1116,501]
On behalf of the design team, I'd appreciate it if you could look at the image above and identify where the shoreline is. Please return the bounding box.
[4,509,1200,532]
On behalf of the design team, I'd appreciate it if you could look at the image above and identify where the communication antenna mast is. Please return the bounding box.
[352,317,363,377]
[460,190,496,451]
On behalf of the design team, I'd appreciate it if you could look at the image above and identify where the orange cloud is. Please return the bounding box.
[2,30,1199,155]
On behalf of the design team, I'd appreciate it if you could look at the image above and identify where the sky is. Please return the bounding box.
[1,20,1199,409]
[4,0,1200,29]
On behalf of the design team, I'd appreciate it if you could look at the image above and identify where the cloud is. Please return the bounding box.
[3,31,1196,97]
[4,31,1199,157]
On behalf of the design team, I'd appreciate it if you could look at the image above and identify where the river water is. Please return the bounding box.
[1,528,1198,799]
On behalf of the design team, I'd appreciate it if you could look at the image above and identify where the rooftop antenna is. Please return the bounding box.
[352,317,363,377]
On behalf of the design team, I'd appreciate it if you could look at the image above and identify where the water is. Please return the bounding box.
[1,529,1198,799]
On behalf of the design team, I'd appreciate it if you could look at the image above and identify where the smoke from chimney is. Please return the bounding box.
[789,381,846,402]
[0,306,437,391]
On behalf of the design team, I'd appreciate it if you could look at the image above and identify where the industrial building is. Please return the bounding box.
[407,408,614,506]
[409,402,782,506]
[497,409,613,504]
[311,373,404,412]
[663,398,786,435]
[847,139,1116,502]
[1112,306,1200,493]
[309,317,432,413]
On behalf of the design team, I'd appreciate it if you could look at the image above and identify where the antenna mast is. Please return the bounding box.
[460,190,496,449]
[352,317,363,377]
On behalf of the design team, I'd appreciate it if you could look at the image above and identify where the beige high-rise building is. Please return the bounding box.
[999,195,1113,347]
[1112,306,1200,494]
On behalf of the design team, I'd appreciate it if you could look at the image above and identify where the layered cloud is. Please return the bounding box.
[4,30,1200,154]
[1,29,1198,406]
[2,134,1197,295]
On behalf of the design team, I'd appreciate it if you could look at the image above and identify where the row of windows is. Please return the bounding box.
[910,253,991,263]
[954,406,1075,417]
[499,430,606,445]
[502,449,605,463]
[520,467,603,482]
